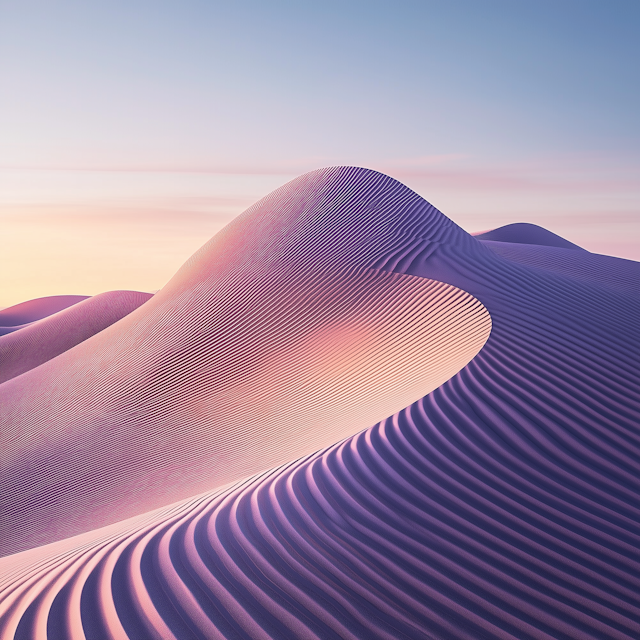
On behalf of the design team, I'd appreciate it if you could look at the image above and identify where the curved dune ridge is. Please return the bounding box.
[0,296,89,336]
[0,290,153,384]
[1,167,640,639]
[0,167,491,556]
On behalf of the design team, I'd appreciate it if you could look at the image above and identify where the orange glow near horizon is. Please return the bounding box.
[0,208,230,308]
[0,170,289,307]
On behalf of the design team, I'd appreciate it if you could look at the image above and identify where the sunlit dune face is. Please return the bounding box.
[294,320,378,382]
[184,270,490,467]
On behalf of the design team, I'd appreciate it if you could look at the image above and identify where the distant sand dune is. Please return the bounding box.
[1,167,639,639]
[472,222,586,250]
[0,295,88,336]
[0,290,152,384]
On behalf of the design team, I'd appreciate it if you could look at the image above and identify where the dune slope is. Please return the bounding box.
[0,296,88,336]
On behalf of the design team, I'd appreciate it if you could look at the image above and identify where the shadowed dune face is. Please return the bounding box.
[479,240,640,298]
[0,290,153,384]
[0,168,491,556]
[2,167,639,640]
[0,295,88,336]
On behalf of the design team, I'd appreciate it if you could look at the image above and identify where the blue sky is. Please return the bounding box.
[2,0,639,167]
[1,0,639,304]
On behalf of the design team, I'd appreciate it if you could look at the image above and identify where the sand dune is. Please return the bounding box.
[0,290,153,384]
[0,167,490,557]
[473,222,586,250]
[0,295,88,336]
[1,167,639,639]
[479,239,640,298]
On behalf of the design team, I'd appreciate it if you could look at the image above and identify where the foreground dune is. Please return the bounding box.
[1,167,639,639]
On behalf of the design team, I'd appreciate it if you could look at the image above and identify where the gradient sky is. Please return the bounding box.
[1,0,639,307]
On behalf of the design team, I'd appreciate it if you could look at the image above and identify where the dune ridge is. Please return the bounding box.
[1,167,639,639]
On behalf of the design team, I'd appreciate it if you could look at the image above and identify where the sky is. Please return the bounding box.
[1,0,639,307]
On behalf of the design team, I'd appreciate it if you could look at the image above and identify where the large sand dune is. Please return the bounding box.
[0,167,491,557]
[1,167,639,639]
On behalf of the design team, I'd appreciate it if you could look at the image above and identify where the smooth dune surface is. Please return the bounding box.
[1,167,639,640]
[0,296,88,336]
[0,290,153,384]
